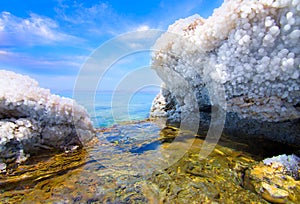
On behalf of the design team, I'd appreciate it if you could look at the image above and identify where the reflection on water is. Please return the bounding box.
[0,120,298,203]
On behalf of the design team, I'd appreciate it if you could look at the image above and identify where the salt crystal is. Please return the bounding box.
[289,30,300,39]
[286,12,293,20]
[291,71,299,79]
[269,26,280,36]
[288,17,296,25]
[284,24,291,32]
[263,34,274,45]
[292,0,300,6]
[265,17,273,27]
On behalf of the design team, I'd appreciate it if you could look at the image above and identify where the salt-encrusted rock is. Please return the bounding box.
[151,0,300,145]
[263,154,300,179]
[150,91,167,118]
[244,154,300,203]
[0,70,95,171]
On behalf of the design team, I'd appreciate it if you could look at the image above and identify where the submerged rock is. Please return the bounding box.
[150,0,300,145]
[244,154,300,203]
[0,70,95,171]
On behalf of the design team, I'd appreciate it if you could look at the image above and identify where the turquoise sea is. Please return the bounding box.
[55,90,159,128]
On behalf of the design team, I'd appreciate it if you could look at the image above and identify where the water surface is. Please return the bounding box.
[1,119,298,203]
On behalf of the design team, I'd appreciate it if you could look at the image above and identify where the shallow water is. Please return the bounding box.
[0,120,298,203]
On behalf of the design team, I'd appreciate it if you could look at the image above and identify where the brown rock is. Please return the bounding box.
[244,162,300,203]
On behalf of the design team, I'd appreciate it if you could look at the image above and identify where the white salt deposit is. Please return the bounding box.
[150,91,167,118]
[263,154,300,179]
[0,70,95,169]
[152,0,300,122]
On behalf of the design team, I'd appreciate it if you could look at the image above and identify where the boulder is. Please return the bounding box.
[0,70,95,172]
[150,0,300,146]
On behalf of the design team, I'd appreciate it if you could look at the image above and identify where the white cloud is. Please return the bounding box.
[56,1,109,25]
[55,1,119,36]
[0,50,12,55]
[0,11,83,46]
[0,49,86,74]
[54,1,155,37]
[137,25,150,31]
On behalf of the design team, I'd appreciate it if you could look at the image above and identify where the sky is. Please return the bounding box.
[0,0,223,93]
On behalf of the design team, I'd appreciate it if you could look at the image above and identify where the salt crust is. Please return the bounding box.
[263,154,300,179]
[152,0,300,122]
[0,70,95,167]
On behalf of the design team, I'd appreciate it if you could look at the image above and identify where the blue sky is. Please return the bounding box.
[0,0,223,92]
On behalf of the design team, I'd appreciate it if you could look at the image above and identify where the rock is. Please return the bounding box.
[150,0,300,146]
[0,70,95,171]
[260,182,289,204]
[244,155,300,203]
[158,126,179,143]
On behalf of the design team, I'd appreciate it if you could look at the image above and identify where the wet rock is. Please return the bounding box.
[260,182,289,204]
[244,156,300,203]
[158,126,179,143]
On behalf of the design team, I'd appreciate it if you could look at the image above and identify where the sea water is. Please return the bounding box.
[55,90,159,127]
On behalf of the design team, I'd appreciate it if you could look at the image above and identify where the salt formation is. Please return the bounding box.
[151,0,300,145]
[0,70,95,171]
[263,154,300,179]
[150,91,167,117]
